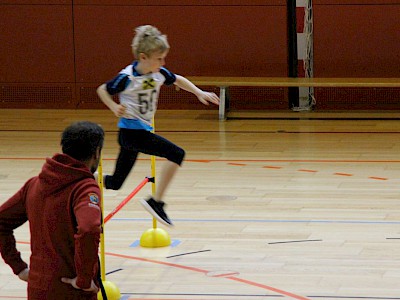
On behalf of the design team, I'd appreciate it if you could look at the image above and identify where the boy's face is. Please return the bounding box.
[139,50,168,74]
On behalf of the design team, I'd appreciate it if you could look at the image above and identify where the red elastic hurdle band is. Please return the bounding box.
[104,177,153,224]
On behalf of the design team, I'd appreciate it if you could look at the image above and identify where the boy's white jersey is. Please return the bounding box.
[119,65,165,126]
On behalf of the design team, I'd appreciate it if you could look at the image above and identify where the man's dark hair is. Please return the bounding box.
[61,121,105,161]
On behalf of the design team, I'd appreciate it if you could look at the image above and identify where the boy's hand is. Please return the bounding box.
[112,104,127,117]
[197,91,220,106]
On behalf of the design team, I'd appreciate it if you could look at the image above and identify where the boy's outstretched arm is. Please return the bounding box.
[96,84,126,117]
[174,75,220,106]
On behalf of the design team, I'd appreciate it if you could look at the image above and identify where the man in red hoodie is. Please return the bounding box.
[0,121,104,300]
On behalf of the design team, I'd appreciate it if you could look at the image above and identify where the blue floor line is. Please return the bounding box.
[110,218,400,225]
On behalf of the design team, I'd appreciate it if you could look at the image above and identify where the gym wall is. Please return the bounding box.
[0,0,398,110]
[313,0,400,110]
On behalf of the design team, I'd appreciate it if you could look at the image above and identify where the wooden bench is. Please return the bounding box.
[186,77,400,120]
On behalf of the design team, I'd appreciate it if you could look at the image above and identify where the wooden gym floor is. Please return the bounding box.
[1,109,400,300]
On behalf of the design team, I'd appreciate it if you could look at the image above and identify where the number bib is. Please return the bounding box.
[119,73,165,125]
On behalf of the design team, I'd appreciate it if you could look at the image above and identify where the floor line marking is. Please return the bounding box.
[166,249,211,258]
[103,252,310,300]
[108,218,400,225]
[0,157,393,180]
[1,157,394,181]
[297,169,318,173]
[268,239,323,245]
[369,176,388,181]
[105,268,123,275]
[211,272,240,278]
[333,172,353,177]
[227,277,310,300]
[3,157,400,163]
[122,296,281,300]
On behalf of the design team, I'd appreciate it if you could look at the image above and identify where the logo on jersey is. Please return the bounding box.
[142,78,156,90]
[88,193,99,204]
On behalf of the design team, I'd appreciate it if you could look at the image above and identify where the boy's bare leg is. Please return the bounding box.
[154,160,179,201]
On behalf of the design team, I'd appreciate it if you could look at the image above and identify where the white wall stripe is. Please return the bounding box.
[296,0,306,7]
[297,33,306,60]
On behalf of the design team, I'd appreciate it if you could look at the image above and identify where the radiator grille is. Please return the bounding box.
[229,87,287,110]
[315,87,400,110]
[0,85,74,108]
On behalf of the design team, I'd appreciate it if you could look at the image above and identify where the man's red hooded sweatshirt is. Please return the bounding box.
[0,153,102,300]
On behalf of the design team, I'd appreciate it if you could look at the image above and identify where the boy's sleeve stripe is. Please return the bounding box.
[106,74,130,95]
[160,67,176,86]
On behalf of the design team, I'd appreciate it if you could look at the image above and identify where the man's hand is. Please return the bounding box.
[61,277,99,293]
[18,268,29,282]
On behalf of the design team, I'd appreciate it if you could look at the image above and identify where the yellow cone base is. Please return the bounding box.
[98,280,121,300]
[140,228,171,248]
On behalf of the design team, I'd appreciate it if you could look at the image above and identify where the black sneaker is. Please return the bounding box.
[140,198,173,226]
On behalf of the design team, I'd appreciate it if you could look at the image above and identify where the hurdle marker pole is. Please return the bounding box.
[151,116,157,229]
[151,155,157,228]
[98,155,106,281]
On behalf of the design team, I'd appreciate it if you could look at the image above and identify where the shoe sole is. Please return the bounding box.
[139,199,173,227]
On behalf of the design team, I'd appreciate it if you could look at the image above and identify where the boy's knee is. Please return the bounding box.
[168,147,185,166]
[176,147,185,166]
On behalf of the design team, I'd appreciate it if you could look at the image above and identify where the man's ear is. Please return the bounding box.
[95,147,101,160]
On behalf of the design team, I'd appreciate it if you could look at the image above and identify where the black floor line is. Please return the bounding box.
[105,268,123,276]
[268,239,323,245]
[166,249,211,258]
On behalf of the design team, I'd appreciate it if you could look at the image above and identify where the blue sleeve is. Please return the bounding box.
[106,74,131,95]
[160,67,176,86]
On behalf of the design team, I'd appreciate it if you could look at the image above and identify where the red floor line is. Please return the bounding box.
[333,172,353,176]
[297,169,318,173]
[263,166,283,169]
[2,157,392,181]
[369,177,388,181]
[264,166,386,181]
[211,272,240,277]
[14,244,312,300]
[227,277,311,300]
[105,252,310,300]
[106,252,209,274]
[2,157,400,163]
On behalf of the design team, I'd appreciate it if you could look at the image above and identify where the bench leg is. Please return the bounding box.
[219,86,228,121]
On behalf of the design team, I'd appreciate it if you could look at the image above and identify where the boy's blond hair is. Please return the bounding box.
[131,25,170,58]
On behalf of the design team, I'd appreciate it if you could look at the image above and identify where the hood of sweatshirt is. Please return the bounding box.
[38,153,94,195]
